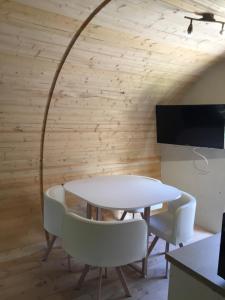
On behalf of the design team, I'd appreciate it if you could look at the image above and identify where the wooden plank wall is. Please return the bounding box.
[1,0,225,257]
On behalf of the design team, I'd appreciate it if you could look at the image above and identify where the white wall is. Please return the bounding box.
[161,60,225,233]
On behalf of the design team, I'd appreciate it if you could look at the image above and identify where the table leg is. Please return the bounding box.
[142,206,150,278]
[86,203,92,219]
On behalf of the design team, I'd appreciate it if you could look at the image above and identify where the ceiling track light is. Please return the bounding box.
[187,19,193,34]
[184,13,225,35]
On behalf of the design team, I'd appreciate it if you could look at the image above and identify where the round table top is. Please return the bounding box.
[64,175,181,210]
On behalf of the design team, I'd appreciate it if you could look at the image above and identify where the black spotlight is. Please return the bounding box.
[220,23,224,34]
[187,19,193,34]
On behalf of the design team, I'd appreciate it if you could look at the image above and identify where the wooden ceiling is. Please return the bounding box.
[1,0,225,257]
[163,0,225,18]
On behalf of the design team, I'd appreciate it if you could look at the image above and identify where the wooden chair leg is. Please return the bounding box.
[120,211,127,220]
[96,207,102,220]
[141,256,148,278]
[104,267,107,279]
[179,242,184,248]
[76,265,90,290]
[165,242,170,278]
[42,235,57,261]
[44,230,50,247]
[97,268,103,300]
[67,255,72,272]
[147,236,159,257]
[86,203,92,219]
[116,267,131,297]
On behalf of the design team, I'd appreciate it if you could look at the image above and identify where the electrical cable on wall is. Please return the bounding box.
[192,147,210,175]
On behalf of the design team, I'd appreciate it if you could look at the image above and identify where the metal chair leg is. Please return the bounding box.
[76,265,90,290]
[97,268,103,300]
[116,267,131,297]
[147,236,159,257]
[120,211,127,220]
[165,242,170,278]
[42,235,57,261]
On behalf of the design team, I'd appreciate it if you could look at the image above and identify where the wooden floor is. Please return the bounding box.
[0,229,212,300]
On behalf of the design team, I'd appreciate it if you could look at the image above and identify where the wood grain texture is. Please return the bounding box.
[0,237,169,300]
[0,228,211,299]
[1,0,225,257]
[39,0,112,220]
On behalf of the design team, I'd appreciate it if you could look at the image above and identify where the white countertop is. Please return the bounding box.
[167,234,225,297]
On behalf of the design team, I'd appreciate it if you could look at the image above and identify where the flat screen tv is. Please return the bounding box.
[156,104,225,149]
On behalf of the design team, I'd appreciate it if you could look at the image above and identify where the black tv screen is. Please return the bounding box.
[156,105,225,149]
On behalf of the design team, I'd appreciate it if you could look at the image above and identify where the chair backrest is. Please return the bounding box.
[44,185,67,238]
[62,212,147,268]
[169,191,196,244]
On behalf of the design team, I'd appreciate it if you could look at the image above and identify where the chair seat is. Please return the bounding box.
[149,212,173,243]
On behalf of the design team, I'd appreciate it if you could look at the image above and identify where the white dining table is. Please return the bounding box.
[64,175,182,276]
[64,175,181,213]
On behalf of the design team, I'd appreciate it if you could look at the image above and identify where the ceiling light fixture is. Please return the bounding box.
[184,13,225,35]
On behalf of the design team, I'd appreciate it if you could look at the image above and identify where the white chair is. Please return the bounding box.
[43,185,67,261]
[148,191,196,277]
[62,211,148,300]
[120,177,162,220]
[43,184,86,262]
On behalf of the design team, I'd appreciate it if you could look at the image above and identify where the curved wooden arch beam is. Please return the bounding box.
[40,0,113,237]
